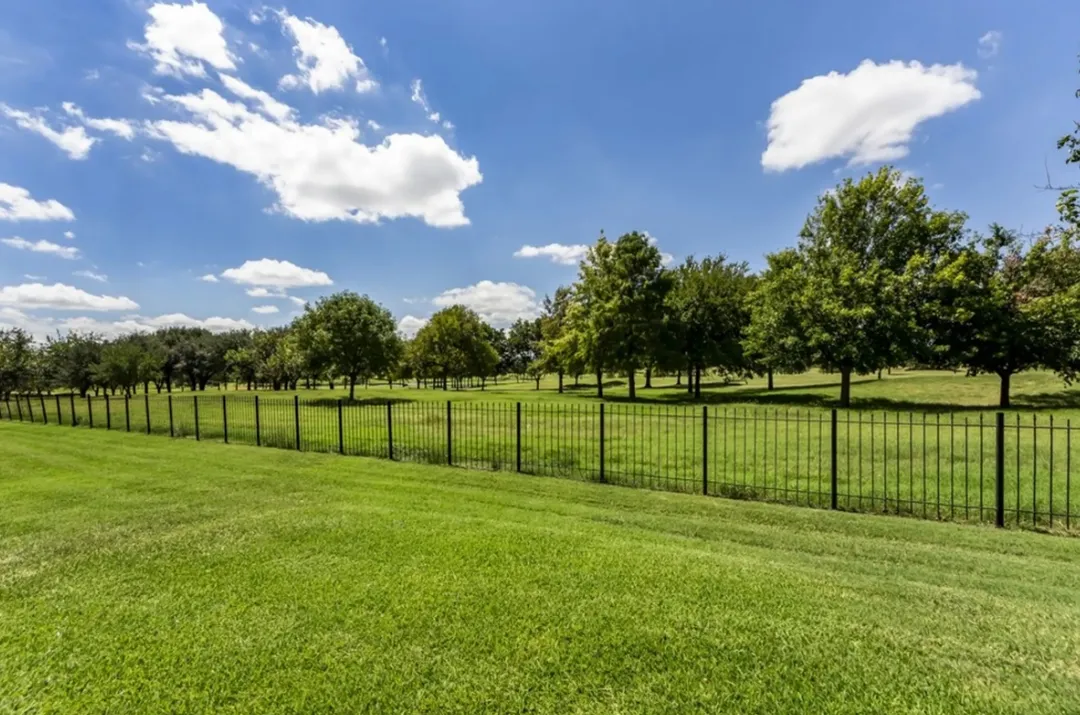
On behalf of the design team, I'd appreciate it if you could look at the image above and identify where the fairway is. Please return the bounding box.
[2,423,1080,713]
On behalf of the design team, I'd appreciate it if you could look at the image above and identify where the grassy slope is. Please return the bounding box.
[2,423,1079,713]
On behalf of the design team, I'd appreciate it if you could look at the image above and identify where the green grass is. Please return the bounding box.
[7,371,1080,530]
[1,422,1079,713]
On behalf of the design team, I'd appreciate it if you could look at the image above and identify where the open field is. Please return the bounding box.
[1,423,1079,713]
[6,369,1080,530]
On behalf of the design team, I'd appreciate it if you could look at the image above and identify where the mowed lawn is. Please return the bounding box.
[2,424,1080,713]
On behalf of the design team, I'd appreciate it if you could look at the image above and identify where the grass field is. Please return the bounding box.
[1,423,1079,713]
[6,369,1080,530]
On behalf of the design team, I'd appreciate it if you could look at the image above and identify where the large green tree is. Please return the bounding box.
[743,250,812,390]
[411,306,498,390]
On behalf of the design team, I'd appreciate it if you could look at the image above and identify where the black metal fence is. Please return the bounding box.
[3,393,1077,532]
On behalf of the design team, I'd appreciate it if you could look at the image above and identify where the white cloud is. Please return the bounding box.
[514,243,589,266]
[0,282,138,311]
[245,286,286,298]
[198,273,219,282]
[129,1,236,78]
[0,183,75,221]
[978,31,1002,59]
[761,60,981,171]
[644,232,674,266]
[432,280,540,328]
[410,79,446,125]
[219,74,293,122]
[0,310,255,339]
[0,104,97,159]
[276,11,376,94]
[367,119,382,131]
[252,304,279,314]
[397,314,427,338]
[221,258,332,288]
[63,230,75,239]
[2,237,80,259]
[146,86,482,226]
[61,102,136,140]
[73,270,107,282]
[23,274,44,280]
[288,296,307,307]
[132,313,252,332]
[380,37,388,49]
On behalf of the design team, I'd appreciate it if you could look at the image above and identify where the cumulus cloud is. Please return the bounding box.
[129,1,236,78]
[276,11,376,94]
[0,183,75,221]
[432,280,540,328]
[73,270,108,282]
[396,314,427,338]
[145,84,482,227]
[221,258,332,288]
[761,60,981,171]
[252,304,279,314]
[61,103,136,139]
[198,273,218,282]
[514,243,589,266]
[1,309,253,339]
[0,104,97,159]
[978,31,1002,59]
[245,286,286,298]
[2,238,80,259]
[0,282,138,311]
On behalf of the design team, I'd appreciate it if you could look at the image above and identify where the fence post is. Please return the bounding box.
[145,394,151,435]
[702,405,708,495]
[104,394,110,429]
[995,412,1005,528]
[830,409,839,510]
[337,399,344,455]
[599,403,606,483]
[194,395,200,441]
[56,395,62,426]
[294,395,300,451]
[125,395,130,432]
[168,395,174,437]
[254,396,260,447]
[70,394,76,427]
[387,402,394,460]
[222,395,228,444]
[516,402,522,473]
[40,395,47,425]
[446,400,453,466]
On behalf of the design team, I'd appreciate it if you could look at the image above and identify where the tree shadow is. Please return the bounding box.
[301,396,417,407]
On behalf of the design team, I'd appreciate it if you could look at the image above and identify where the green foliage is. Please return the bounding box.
[411,305,499,388]
[0,328,34,398]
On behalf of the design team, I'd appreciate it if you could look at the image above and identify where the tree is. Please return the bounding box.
[0,328,34,399]
[93,338,147,396]
[667,255,754,398]
[766,168,966,407]
[537,286,573,392]
[411,306,498,389]
[46,332,103,397]
[575,231,671,400]
[506,318,542,380]
[743,250,812,390]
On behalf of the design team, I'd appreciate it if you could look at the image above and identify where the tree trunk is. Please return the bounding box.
[999,371,1011,409]
[349,376,356,401]
[443,372,449,391]
[767,368,774,391]
[645,367,652,389]
[839,368,852,408]
[877,368,883,380]
[558,371,564,393]
[575,374,580,386]
[628,368,636,401]
[596,370,603,398]
[535,376,540,390]
[675,370,681,386]
[687,361,694,394]
[694,365,702,399]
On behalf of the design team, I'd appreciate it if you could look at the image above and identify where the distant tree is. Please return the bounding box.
[575,231,671,400]
[46,332,102,397]
[743,249,813,390]
[411,306,498,389]
[0,328,34,399]
[506,318,542,380]
[94,338,147,396]
[537,286,573,392]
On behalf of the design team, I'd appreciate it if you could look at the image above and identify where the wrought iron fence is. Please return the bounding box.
[2,393,1076,532]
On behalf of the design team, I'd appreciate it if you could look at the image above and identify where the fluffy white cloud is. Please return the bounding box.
[0,104,97,159]
[2,238,80,259]
[146,86,482,227]
[397,314,427,338]
[978,31,1002,59]
[252,304,279,314]
[0,282,138,311]
[0,183,75,222]
[761,60,981,171]
[514,243,588,266]
[73,270,108,282]
[219,74,293,122]
[0,309,253,339]
[198,273,219,282]
[245,286,286,297]
[367,119,382,131]
[61,103,136,140]
[131,313,253,332]
[277,11,376,94]
[221,258,332,288]
[433,281,540,328]
[129,1,236,78]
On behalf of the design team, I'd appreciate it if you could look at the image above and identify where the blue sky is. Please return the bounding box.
[1,0,1078,338]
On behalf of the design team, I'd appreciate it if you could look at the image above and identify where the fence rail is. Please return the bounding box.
[2,393,1077,532]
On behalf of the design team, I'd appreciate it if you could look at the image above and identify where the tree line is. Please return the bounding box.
[3,64,1078,408]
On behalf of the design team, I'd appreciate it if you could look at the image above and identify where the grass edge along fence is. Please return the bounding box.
[3,393,1077,533]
